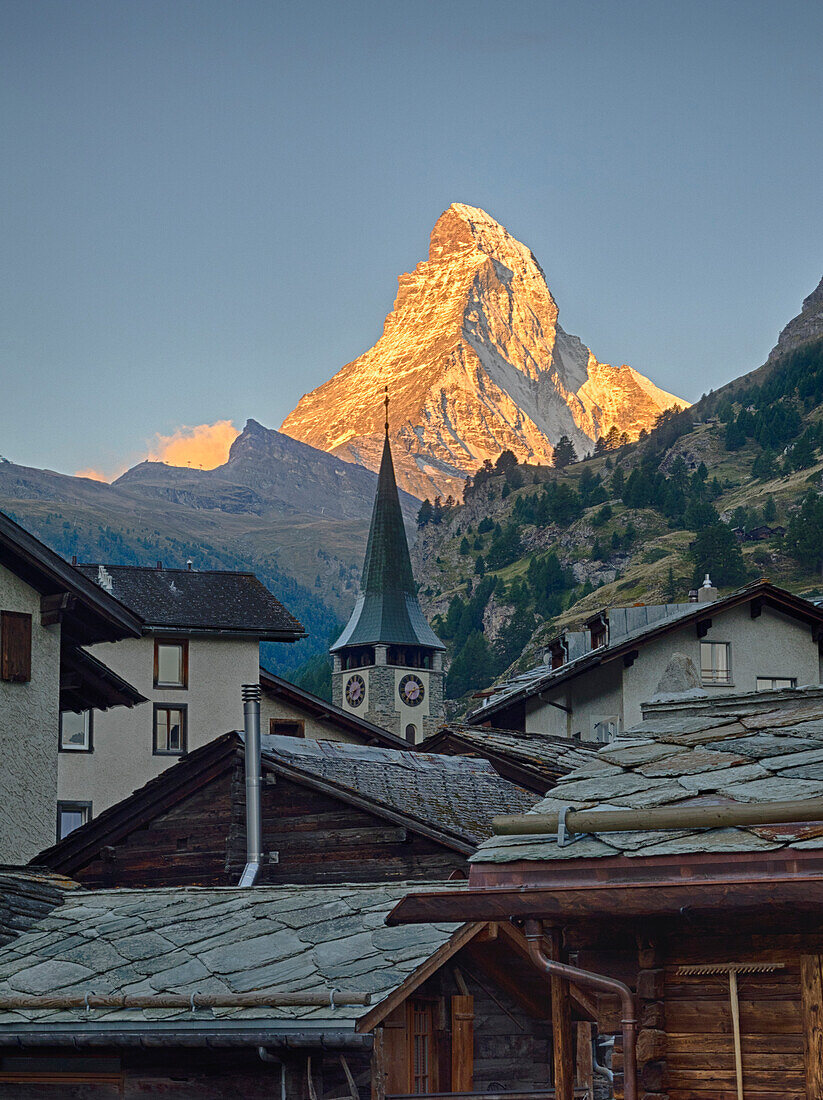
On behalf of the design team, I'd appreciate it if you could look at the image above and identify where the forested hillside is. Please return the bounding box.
[412,337,823,713]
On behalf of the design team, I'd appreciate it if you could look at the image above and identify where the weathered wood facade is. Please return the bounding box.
[37,737,473,886]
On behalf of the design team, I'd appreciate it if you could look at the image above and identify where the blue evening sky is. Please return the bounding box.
[1,0,821,476]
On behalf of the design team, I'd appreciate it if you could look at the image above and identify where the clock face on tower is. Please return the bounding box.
[345,674,366,708]
[399,673,425,707]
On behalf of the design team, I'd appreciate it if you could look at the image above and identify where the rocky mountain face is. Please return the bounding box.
[281,203,686,498]
[769,276,823,361]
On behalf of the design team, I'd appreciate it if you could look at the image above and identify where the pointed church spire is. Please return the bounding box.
[330,394,444,653]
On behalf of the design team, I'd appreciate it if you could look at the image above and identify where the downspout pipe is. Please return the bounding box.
[523,920,637,1100]
[240,683,263,887]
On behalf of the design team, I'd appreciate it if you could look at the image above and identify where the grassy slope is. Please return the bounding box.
[413,397,823,710]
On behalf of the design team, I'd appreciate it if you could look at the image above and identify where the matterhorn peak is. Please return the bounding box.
[281,204,686,498]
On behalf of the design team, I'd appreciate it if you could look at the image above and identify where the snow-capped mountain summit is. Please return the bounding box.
[281,203,686,498]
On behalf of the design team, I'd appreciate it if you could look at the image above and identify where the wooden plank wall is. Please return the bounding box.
[663,932,809,1100]
[227,769,468,885]
[70,759,467,887]
[72,771,236,887]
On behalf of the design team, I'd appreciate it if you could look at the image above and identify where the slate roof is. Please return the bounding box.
[0,870,72,947]
[468,581,823,723]
[420,724,597,793]
[262,735,537,846]
[77,564,304,640]
[331,432,444,652]
[473,693,823,865]
[0,882,461,1034]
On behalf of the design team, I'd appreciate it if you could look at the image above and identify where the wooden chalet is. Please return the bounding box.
[33,732,537,887]
[390,688,823,1100]
[420,724,597,794]
[0,877,596,1099]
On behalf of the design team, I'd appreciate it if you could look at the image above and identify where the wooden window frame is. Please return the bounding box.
[56,801,92,842]
[407,997,439,1095]
[59,710,94,753]
[152,703,188,756]
[268,718,305,738]
[153,638,189,690]
[0,610,32,683]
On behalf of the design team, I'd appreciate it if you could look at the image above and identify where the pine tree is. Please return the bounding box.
[664,566,676,602]
[553,435,578,468]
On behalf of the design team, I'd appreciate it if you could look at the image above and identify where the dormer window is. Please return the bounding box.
[589,617,608,649]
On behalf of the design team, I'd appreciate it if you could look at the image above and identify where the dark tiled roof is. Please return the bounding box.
[474,690,823,865]
[0,870,73,947]
[77,564,304,639]
[331,434,444,652]
[262,735,537,845]
[0,882,463,1032]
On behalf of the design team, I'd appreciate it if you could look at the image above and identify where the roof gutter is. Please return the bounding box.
[0,1028,373,1050]
[492,796,823,838]
[523,920,637,1100]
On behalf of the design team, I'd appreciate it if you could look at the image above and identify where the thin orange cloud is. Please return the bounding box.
[147,420,240,470]
[75,468,111,483]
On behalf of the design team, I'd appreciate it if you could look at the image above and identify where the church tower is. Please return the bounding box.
[331,397,445,743]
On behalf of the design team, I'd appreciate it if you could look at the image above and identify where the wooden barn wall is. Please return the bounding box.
[227,767,468,885]
[66,760,467,887]
[585,923,823,1100]
[662,929,810,1100]
[398,958,553,1095]
[70,770,236,887]
[0,1048,373,1099]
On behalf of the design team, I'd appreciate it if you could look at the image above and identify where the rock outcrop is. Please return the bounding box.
[282,203,686,498]
[769,276,823,360]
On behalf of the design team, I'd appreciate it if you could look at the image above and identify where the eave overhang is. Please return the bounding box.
[386,848,823,925]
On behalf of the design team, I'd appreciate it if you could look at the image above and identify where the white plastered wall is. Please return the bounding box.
[0,566,60,861]
[524,603,820,742]
[58,634,260,815]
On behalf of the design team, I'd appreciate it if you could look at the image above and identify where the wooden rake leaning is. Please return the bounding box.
[676,962,785,1100]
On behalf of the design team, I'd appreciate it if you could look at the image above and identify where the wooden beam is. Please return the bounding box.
[450,995,474,1093]
[496,921,597,1021]
[575,1021,593,1093]
[356,922,487,1033]
[548,928,574,1100]
[801,954,823,1099]
[622,650,639,669]
[750,599,763,619]
[41,592,75,627]
[696,618,712,639]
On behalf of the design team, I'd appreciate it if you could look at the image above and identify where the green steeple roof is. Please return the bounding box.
[330,431,444,653]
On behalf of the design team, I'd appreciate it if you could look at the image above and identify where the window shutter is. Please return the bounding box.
[450,994,474,1093]
[382,1005,410,1095]
[1,611,32,683]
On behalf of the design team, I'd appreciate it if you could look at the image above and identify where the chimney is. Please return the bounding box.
[156,560,163,571]
[239,683,263,887]
[186,559,193,571]
[698,573,718,603]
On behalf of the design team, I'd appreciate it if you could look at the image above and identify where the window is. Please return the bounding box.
[756,677,797,691]
[700,641,731,684]
[593,718,618,743]
[153,640,188,689]
[409,999,436,1094]
[57,802,91,840]
[59,710,93,752]
[268,719,304,738]
[0,611,31,683]
[153,704,187,755]
[406,723,418,743]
